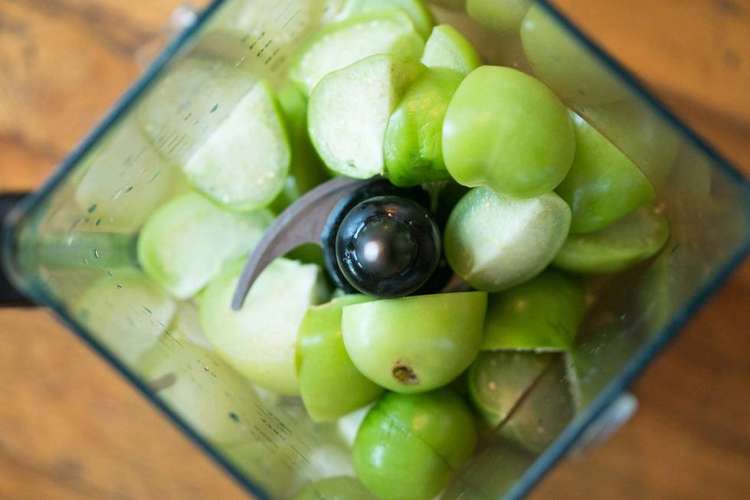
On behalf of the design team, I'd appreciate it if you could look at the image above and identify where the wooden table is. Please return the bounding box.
[1,1,748,498]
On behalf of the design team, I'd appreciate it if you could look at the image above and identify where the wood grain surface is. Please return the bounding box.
[1,0,749,499]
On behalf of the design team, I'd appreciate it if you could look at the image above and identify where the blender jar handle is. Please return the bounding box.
[0,192,35,307]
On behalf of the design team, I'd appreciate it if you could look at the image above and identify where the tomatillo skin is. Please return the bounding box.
[342,291,487,393]
[557,112,655,234]
[353,390,478,500]
[384,68,463,187]
[553,206,669,274]
[442,66,575,199]
[467,351,554,427]
[497,359,575,453]
[466,0,532,35]
[582,98,680,188]
[521,4,628,106]
[481,270,585,351]
[296,295,383,422]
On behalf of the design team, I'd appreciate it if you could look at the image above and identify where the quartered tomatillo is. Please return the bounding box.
[231,177,445,309]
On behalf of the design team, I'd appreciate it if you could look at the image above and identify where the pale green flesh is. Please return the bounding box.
[341,292,487,393]
[421,24,481,75]
[202,0,329,82]
[308,54,423,178]
[166,301,213,350]
[74,119,186,233]
[497,359,575,453]
[137,57,255,164]
[554,206,670,274]
[138,329,261,445]
[183,81,290,211]
[445,188,571,292]
[468,351,554,426]
[334,0,435,38]
[73,270,176,366]
[337,405,372,447]
[138,58,290,211]
[137,192,272,300]
[222,406,355,498]
[271,83,329,212]
[290,12,425,96]
[200,259,329,395]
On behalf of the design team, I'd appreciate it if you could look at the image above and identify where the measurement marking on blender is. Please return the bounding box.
[273,1,295,24]
[281,10,300,30]
[257,41,272,57]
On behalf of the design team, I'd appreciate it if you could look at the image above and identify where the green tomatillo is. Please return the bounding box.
[384,68,463,186]
[582,98,681,189]
[442,65,575,198]
[296,295,384,422]
[467,351,554,427]
[482,270,585,351]
[496,358,575,453]
[521,4,628,106]
[353,389,478,500]
[291,11,424,96]
[554,206,669,274]
[557,112,655,234]
[342,291,487,393]
[308,54,423,179]
[200,258,329,395]
[466,0,532,35]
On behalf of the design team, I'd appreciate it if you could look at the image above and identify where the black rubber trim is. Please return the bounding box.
[0,193,34,307]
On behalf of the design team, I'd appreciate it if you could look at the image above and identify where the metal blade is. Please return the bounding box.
[231,177,368,310]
